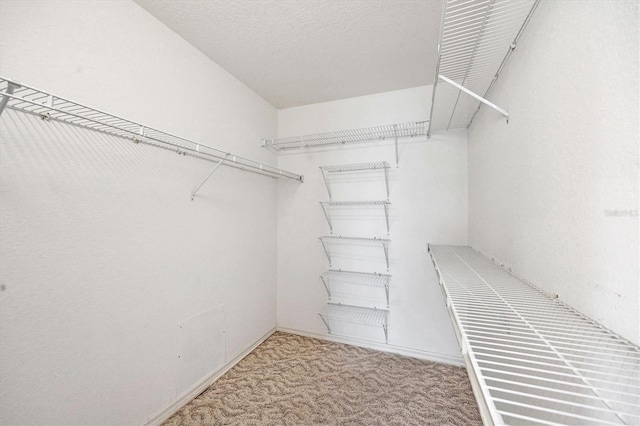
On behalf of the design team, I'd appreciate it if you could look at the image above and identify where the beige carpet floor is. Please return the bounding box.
[164,332,481,425]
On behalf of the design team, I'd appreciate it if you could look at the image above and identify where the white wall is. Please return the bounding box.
[0,1,281,424]
[276,87,468,361]
[468,0,639,345]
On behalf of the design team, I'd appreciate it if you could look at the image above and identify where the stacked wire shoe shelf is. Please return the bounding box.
[320,269,391,308]
[320,161,390,200]
[318,236,390,272]
[319,200,390,235]
[428,245,640,426]
[318,303,389,344]
[317,161,393,344]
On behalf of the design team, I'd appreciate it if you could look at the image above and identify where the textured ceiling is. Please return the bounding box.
[134,0,443,109]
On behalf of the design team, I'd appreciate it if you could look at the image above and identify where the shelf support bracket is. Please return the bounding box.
[383,167,389,200]
[383,203,390,235]
[191,153,230,201]
[320,168,332,200]
[319,276,331,300]
[382,241,390,271]
[438,74,509,121]
[0,82,20,116]
[319,203,333,234]
[319,239,332,266]
[319,314,332,334]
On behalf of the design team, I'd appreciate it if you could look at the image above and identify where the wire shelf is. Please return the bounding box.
[263,122,426,150]
[320,161,390,200]
[320,161,390,173]
[263,122,426,166]
[318,303,389,343]
[319,201,390,235]
[319,236,390,271]
[320,269,391,307]
[0,76,303,182]
[428,245,640,426]
[428,0,539,133]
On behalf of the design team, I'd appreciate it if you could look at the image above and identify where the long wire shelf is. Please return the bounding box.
[320,269,391,307]
[318,303,389,343]
[320,161,390,200]
[428,0,539,133]
[320,161,390,173]
[428,245,640,426]
[0,76,303,183]
[319,201,390,235]
[319,236,390,271]
[262,122,427,166]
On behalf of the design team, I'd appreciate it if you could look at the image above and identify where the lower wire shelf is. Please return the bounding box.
[428,244,640,426]
[318,303,389,343]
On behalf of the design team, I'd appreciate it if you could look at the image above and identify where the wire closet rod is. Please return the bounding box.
[0,76,303,182]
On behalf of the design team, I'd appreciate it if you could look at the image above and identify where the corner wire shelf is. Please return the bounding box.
[428,245,640,426]
[318,303,389,343]
[262,122,427,166]
[428,0,540,134]
[320,269,391,307]
[319,201,390,235]
[320,161,390,200]
[0,77,304,197]
[319,236,390,271]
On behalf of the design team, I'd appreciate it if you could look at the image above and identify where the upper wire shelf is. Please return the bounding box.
[318,303,389,343]
[320,161,390,200]
[320,161,390,173]
[428,244,640,426]
[0,76,303,182]
[428,0,539,133]
[320,269,391,307]
[262,122,427,166]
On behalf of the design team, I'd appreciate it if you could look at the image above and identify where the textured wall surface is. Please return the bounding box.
[468,0,639,345]
[0,1,280,424]
[277,87,468,361]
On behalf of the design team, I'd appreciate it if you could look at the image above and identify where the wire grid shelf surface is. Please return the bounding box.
[429,0,539,132]
[318,303,388,327]
[319,236,390,243]
[262,122,426,150]
[322,270,391,288]
[320,161,390,173]
[429,245,640,425]
[0,77,302,181]
[320,200,390,206]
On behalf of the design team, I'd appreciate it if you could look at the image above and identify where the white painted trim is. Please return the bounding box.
[277,327,464,367]
[144,327,276,426]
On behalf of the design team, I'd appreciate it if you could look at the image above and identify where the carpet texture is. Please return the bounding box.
[164,332,481,425]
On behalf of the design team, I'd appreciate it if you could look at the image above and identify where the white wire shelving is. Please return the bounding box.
[428,244,640,426]
[319,201,390,235]
[0,76,304,194]
[319,236,390,271]
[262,122,427,166]
[428,0,540,134]
[318,303,389,343]
[320,269,391,307]
[320,161,390,200]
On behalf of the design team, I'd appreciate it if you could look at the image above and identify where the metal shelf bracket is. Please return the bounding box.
[190,153,230,201]
[438,75,509,122]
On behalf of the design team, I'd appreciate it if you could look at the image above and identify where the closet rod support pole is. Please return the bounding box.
[438,75,509,119]
[191,154,230,201]
[0,82,19,116]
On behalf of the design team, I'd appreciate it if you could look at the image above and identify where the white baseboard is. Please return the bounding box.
[276,327,464,367]
[144,327,276,426]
